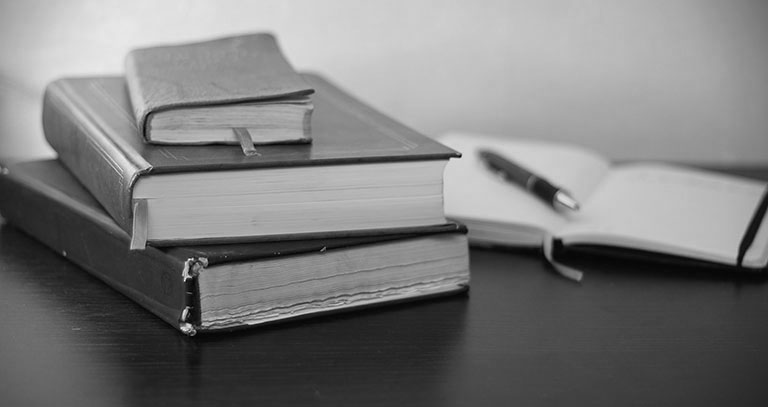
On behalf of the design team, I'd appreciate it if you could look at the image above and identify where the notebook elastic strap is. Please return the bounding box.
[737,186,768,268]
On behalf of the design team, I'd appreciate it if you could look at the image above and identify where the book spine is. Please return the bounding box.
[124,52,151,141]
[0,166,191,334]
[42,79,148,233]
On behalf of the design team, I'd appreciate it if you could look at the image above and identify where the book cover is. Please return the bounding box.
[125,33,314,143]
[43,74,460,244]
[0,159,470,335]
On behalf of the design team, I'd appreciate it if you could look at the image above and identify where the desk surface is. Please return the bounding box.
[2,204,768,407]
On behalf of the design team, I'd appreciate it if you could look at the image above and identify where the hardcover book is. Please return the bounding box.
[440,132,768,273]
[43,74,460,249]
[125,33,314,146]
[0,159,470,335]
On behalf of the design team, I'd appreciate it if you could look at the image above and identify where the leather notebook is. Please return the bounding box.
[125,33,314,146]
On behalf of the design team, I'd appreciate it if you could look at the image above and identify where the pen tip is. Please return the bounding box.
[555,191,580,211]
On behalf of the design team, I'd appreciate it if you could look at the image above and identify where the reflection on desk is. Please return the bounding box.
[2,190,768,407]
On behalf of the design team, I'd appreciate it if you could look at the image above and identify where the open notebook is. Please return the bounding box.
[440,132,768,272]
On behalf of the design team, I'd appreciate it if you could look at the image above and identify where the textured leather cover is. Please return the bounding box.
[125,33,314,140]
[42,74,460,238]
[0,159,468,334]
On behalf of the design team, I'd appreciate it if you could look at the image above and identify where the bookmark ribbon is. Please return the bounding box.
[129,199,149,250]
[543,234,583,282]
[737,186,768,268]
[233,128,260,157]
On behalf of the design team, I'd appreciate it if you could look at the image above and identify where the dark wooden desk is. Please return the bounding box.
[2,206,768,407]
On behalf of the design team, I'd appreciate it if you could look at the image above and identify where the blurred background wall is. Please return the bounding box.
[1,0,767,165]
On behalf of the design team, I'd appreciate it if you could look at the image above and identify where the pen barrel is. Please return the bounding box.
[479,150,576,210]
[529,177,559,205]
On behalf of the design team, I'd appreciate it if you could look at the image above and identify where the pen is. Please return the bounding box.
[478,149,580,211]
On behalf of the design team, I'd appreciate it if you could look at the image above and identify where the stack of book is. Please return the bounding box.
[0,34,470,335]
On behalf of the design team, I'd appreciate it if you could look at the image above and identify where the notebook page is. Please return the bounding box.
[558,164,768,268]
[440,133,611,246]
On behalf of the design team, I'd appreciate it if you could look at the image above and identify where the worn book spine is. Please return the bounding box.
[42,79,147,233]
[0,163,189,332]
